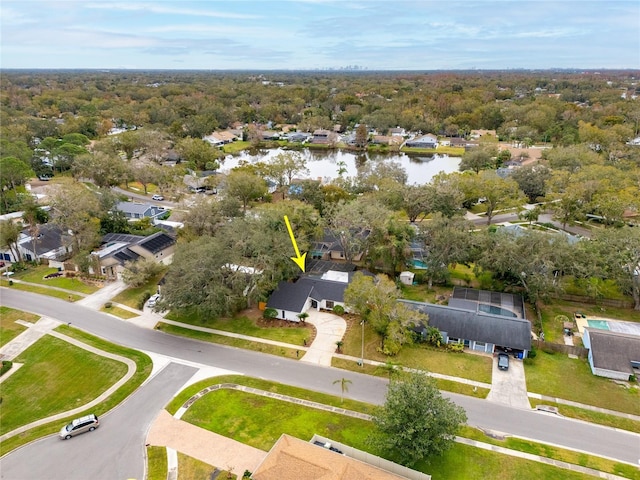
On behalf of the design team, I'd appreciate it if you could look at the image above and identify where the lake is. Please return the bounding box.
[220,148,461,185]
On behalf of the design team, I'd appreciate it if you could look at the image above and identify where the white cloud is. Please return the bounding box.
[84,2,260,20]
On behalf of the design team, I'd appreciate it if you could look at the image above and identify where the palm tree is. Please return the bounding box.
[376,360,402,380]
[333,377,352,403]
[335,340,344,353]
[297,312,309,323]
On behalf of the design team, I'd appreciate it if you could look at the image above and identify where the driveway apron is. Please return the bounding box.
[300,310,346,366]
[486,355,531,409]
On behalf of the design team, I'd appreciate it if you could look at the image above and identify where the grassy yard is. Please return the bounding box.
[0,306,39,347]
[155,323,302,359]
[331,358,490,399]
[100,305,139,319]
[165,375,378,417]
[401,146,465,156]
[222,141,250,154]
[532,401,640,434]
[0,279,84,301]
[146,446,168,480]
[0,335,128,436]
[537,298,640,343]
[0,325,152,455]
[525,350,640,416]
[182,388,371,452]
[178,453,236,480]
[340,317,493,383]
[459,426,639,480]
[110,271,166,309]
[177,379,601,480]
[11,266,99,294]
[164,309,312,345]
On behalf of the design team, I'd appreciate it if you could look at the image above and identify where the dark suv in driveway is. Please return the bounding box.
[497,353,510,371]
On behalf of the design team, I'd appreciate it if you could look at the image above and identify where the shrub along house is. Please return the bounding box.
[403,287,532,358]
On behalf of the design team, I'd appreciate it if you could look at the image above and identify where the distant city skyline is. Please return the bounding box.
[1,1,638,71]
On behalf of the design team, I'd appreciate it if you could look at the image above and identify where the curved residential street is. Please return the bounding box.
[1,288,639,477]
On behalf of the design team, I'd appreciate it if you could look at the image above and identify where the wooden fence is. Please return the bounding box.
[554,294,634,309]
[535,340,589,359]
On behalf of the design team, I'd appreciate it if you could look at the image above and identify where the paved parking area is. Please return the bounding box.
[486,355,531,409]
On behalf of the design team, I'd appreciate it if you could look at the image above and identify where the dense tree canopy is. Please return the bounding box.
[369,372,467,466]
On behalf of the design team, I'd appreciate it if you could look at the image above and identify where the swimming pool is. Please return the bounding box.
[478,304,517,318]
[587,320,610,330]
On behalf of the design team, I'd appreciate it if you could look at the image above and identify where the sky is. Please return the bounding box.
[1,0,639,70]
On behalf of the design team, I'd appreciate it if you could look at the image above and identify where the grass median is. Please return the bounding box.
[173,376,607,480]
[0,335,128,436]
[0,306,38,347]
[0,325,152,455]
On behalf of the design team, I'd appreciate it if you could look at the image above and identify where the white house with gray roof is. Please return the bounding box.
[266,271,353,321]
[582,329,640,380]
[403,287,532,357]
[115,202,168,221]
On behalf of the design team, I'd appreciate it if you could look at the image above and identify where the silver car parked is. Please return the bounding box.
[59,414,99,439]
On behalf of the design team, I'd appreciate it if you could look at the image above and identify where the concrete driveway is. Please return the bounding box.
[486,355,531,410]
[300,310,346,366]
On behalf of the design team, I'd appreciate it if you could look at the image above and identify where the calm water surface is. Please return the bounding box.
[221,148,461,185]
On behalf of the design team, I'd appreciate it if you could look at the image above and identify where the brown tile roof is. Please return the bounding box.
[252,434,410,480]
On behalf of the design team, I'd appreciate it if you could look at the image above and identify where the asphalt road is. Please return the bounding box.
[0,362,196,480]
[1,289,639,467]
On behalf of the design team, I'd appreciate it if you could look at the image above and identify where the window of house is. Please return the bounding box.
[326,301,334,309]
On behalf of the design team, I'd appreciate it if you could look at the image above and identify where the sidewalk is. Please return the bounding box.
[6,280,640,424]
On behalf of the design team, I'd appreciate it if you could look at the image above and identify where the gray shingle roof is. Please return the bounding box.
[266,281,314,312]
[301,277,347,303]
[266,276,350,313]
[19,224,65,256]
[586,329,640,374]
[402,300,532,351]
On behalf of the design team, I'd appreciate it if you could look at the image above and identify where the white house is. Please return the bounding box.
[582,328,640,380]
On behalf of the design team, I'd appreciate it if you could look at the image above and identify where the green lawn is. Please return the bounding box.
[525,350,640,416]
[0,306,38,347]
[178,453,236,480]
[165,375,378,417]
[0,325,152,455]
[538,298,640,343]
[0,335,128,436]
[401,146,465,156]
[146,446,168,480]
[155,323,302,359]
[534,402,640,433]
[459,426,640,480]
[110,271,166,309]
[426,443,593,480]
[182,388,371,452]
[11,266,99,294]
[331,358,490,399]
[340,318,493,384]
[178,380,601,480]
[100,305,139,319]
[164,309,311,345]
[222,141,250,154]
[0,279,84,301]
